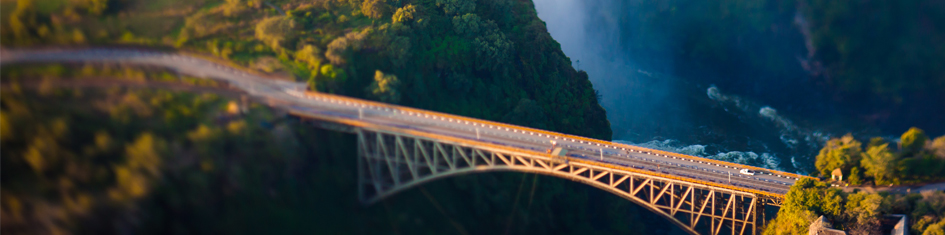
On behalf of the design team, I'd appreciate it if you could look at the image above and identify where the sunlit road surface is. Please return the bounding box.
[1,48,808,196]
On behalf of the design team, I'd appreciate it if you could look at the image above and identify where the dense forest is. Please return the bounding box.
[0,64,677,234]
[0,0,693,234]
[0,0,611,140]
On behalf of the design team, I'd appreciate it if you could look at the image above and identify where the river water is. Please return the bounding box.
[532,0,896,175]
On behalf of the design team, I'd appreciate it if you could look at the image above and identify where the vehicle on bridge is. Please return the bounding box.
[550,147,568,156]
[740,169,757,176]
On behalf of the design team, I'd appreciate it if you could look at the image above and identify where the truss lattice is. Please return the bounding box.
[356,129,779,235]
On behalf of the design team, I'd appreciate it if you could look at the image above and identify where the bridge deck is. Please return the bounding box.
[2,48,809,199]
[286,90,805,199]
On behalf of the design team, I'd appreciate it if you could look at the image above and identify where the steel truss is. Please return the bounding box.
[357,128,776,235]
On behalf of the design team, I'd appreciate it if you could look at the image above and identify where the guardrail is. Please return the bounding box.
[297,90,810,181]
[288,94,789,198]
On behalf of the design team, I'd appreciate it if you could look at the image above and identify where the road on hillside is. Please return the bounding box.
[1,48,801,195]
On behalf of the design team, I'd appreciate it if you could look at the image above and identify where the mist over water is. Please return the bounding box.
[533,0,846,174]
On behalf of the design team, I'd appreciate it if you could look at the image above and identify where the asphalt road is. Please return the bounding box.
[1,48,801,195]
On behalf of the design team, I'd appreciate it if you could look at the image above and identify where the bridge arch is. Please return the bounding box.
[356,129,765,235]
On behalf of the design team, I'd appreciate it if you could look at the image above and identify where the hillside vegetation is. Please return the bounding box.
[0,0,684,234]
[1,0,611,140]
[0,64,670,234]
[764,128,945,235]
[814,128,945,186]
[764,178,945,235]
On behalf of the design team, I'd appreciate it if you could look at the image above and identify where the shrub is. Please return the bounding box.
[295,44,324,69]
[361,0,388,20]
[367,70,400,103]
[254,16,297,50]
[392,5,417,23]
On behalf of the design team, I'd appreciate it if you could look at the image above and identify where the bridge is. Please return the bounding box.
[2,48,810,235]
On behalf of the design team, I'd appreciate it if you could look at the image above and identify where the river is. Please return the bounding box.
[532,0,918,175]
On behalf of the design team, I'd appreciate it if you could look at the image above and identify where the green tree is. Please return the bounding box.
[310,64,347,92]
[367,70,400,103]
[23,134,70,174]
[318,64,348,82]
[123,133,164,178]
[844,192,883,234]
[387,36,411,68]
[763,178,826,235]
[361,0,388,21]
[815,134,864,177]
[848,167,864,185]
[868,137,887,148]
[0,111,12,142]
[861,143,898,185]
[8,0,37,44]
[452,13,482,36]
[392,4,417,23]
[471,20,512,70]
[822,188,845,218]
[326,30,370,65]
[325,36,350,65]
[931,135,945,158]
[110,132,166,200]
[436,0,475,15]
[221,0,246,16]
[295,44,324,69]
[254,16,297,50]
[74,0,109,15]
[902,127,929,154]
[925,218,945,235]
[318,64,346,82]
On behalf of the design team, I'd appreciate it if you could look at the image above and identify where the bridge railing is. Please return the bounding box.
[298,91,810,180]
[355,128,772,235]
[289,102,788,199]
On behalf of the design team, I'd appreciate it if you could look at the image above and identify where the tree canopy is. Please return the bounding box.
[902,127,930,154]
[765,177,945,234]
[361,0,388,20]
[861,143,897,185]
[368,70,401,103]
[815,128,945,186]
[392,4,417,23]
[436,0,475,15]
[815,134,863,177]
[254,16,296,50]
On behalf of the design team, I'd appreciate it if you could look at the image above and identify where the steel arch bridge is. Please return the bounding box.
[354,128,781,235]
[1,48,797,235]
